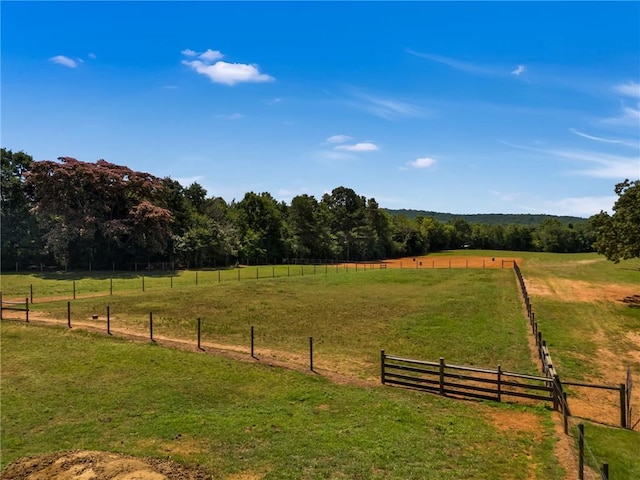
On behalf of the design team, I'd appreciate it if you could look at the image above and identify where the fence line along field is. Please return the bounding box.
[2,266,535,380]
[0,255,521,302]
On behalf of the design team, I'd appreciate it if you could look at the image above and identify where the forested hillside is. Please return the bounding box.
[2,149,598,271]
[385,210,588,226]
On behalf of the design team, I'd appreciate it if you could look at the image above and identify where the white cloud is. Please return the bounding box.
[407,157,437,168]
[326,135,352,144]
[314,150,356,161]
[174,175,205,186]
[216,113,244,120]
[49,55,77,68]
[182,59,274,86]
[614,81,640,98]
[199,49,224,62]
[511,65,526,76]
[536,196,618,217]
[335,142,379,152]
[88,53,96,59]
[181,49,198,57]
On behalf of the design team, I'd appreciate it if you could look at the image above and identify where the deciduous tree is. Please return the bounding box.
[591,179,640,263]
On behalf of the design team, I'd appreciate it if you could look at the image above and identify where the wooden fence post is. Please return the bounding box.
[497,365,502,402]
[149,311,153,341]
[25,298,29,323]
[439,357,445,395]
[238,269,240,281]
[197,317,202,350]
[563,392,569,434]
[67,302,71,328]
[110,278,113,296]
[309,337,313,371]
[578,423,584,480]
[251,325,255,358]
[73,281,76,300]
[553,374,560,411]
[380,350,386,384]
[600,463,608,480]
[30,284,33,304]
[620,383,627,428]
[107,306,111,335]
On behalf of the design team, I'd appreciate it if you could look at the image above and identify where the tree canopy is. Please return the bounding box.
[591,179,640,263]
[1,150,601,270]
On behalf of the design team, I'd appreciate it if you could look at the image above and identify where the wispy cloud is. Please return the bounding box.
[348,89,426,120]
[534,196,618,217]
[216,113,244,120]
[570,128,639,148]
[182,48,274,86]
[326,134,352,144]
[174,175,205,186]
[49,55,78,68]
[489,190,520,202]
[407,50,493,75]
[602,102,640,127]
[335,142,379,152]
[406,157,437,168]
[499,140,639,179]
[88,53,96,59]
[614,81,640,98]
[408,49,529,79]
[511,65,526,76]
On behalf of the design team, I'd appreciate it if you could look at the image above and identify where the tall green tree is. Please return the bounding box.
[234,192,286,264]
[321,187,367,261]
[591,179,640,263]
[1,148,42,268]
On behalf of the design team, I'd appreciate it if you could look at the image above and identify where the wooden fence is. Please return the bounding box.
[0,292,29,322]
[380,352,559,406]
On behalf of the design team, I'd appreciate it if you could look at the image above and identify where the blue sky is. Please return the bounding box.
[2,1,639,217]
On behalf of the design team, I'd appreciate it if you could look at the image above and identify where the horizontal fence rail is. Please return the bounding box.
[381,352,557,406]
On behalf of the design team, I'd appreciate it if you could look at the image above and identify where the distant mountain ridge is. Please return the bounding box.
[384,209,589,226]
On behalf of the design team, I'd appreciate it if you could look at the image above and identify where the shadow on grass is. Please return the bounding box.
[621,294,640,309]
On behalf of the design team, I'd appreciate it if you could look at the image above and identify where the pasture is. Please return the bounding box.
[1,252,639,478]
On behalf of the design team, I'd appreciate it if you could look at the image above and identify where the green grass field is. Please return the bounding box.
[2,251,639,478]
[1,322,562,479]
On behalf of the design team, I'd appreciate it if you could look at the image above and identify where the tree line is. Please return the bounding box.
[2,149,635,271]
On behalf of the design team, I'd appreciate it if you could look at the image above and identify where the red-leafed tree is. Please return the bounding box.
[25,157,173,268]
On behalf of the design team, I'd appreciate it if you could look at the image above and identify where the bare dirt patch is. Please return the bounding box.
[525,278,638,304]
[0,450,211,480]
